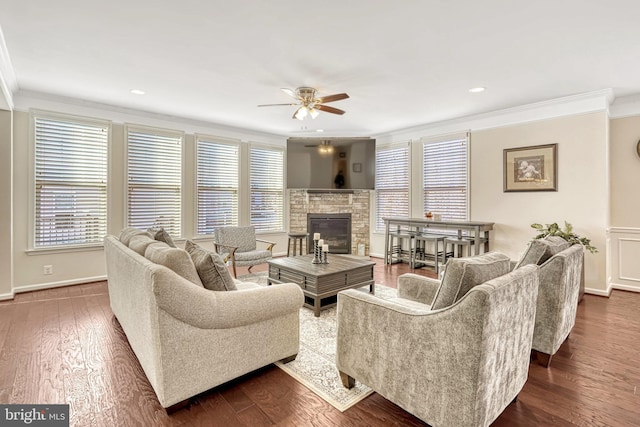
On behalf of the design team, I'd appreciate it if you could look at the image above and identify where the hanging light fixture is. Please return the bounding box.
[294,106,308,120]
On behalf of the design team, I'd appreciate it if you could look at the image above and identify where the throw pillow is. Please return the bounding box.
[128,234,157,256]
[147,227,176,248]
[431,252,511,310]
[185,240,237,291]
[514,239,548,269]
[119,227,152,246]
[515,236,571,269]
[145,242,204,287]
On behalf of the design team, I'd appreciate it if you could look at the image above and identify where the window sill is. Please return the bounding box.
[25,244,104,256]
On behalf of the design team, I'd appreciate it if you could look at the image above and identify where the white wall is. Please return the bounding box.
[608,114,640,292]
[370,110,609,295]
[10,104,290,292]
[609,115,640,228]
[471,112,609,294]
[0,109,13,298]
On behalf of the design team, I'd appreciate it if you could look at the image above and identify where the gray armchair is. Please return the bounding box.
[336,252,540,427]
[212,226,275,278]
[514,236,584,367]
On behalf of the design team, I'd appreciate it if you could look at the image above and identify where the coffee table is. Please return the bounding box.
[268,254,375,317]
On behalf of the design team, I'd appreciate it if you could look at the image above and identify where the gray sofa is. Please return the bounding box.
[104,231,303,409]
[336,252,540,427]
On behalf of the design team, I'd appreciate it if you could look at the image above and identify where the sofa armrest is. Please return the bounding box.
[153,272,303,329]
[397,273,440,305]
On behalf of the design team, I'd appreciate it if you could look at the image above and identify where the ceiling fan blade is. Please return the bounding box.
[257,103,299,107]
[316,93,349,103]
[316,104,346,115]
[281,88,297,98]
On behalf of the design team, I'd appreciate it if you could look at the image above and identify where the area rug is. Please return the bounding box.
[237,272,397,412]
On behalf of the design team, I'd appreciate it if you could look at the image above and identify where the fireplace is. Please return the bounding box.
[307,213,352,254]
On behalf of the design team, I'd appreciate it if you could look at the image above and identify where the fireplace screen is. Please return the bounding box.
[307,213,352,254]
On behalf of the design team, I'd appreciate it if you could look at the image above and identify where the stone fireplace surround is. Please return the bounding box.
[289,190,371,256]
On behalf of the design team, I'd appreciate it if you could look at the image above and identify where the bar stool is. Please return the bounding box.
[444,236,475,258]
[387,229,414,264]
[287,232,308,256]
[412,233,446,273]
[444,236,487,258]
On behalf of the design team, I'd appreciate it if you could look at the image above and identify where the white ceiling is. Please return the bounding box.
[1,1,639,137]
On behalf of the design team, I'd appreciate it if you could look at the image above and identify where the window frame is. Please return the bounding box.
[194,135,240,236]
[125,124,185,238]
[248,143,285,233]
[29,110,111,252]
[422,133,470,222]
[374,142,411,233]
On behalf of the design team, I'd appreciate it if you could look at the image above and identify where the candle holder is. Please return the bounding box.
[322,250,329,264]
[311,239,323,264]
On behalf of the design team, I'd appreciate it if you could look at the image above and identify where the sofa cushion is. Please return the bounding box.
[515,235,571,269]
[119,227,152,246]
[144,242,204,287]
[185,240,237,291]
[128,234,157,256]
[431,252,511,310]
[147,227,176,248]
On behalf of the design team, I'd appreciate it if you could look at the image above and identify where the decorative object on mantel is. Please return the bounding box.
[636,139,640,158]
[504,144,558,192]
[530,221,598,253]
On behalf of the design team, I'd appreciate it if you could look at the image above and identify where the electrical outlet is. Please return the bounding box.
[43,265,53,275]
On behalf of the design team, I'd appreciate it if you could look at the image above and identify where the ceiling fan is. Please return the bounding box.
[258,87,349,120]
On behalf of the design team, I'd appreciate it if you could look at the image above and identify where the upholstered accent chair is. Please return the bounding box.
[514,236,584,367]
[336,252,540,427]
[212,226,275,278]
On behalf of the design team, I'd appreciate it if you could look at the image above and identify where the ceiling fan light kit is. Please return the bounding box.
[258,86,349,120]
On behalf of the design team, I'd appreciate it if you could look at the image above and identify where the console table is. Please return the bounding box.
[383,217,495,265]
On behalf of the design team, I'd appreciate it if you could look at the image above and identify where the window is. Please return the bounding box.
[249,145,284,232]
[127,127,183,237]
[375,144,410,232]
[196,138,239,234]
[34,114,109,248]
[423,134,468,221]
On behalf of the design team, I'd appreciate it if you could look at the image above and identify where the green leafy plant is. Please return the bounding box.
[531,221,598,254]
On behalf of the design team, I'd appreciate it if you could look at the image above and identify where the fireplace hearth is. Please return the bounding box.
[307,213,352,254]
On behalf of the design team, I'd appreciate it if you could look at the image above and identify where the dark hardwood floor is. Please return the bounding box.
[1,258,639,426]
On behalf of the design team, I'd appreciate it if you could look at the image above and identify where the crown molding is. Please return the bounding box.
[374,89,614,141]
[609,93,640,119]
[0,25,18,110]
[13,90,288,143]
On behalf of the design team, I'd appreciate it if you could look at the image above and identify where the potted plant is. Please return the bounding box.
[530,221,595,303]
[530,221,597,253]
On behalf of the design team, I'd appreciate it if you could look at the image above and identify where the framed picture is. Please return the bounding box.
[503,144,557,192]
[352,163,362,173]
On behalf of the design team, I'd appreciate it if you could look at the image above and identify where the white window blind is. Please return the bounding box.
[34,115,109,247]
[196,138,239,234]
[423,135,468,221]
[127,128,182,237]
[249,146,284,232]
[375,145,410,232]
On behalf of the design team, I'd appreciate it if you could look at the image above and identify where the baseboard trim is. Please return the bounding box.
[13,275,107,295]
[584,285,612,297]
[0,291,15,301]
[610,283,640,293]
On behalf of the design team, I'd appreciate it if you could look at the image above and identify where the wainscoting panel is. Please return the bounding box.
[609,227,640,293]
